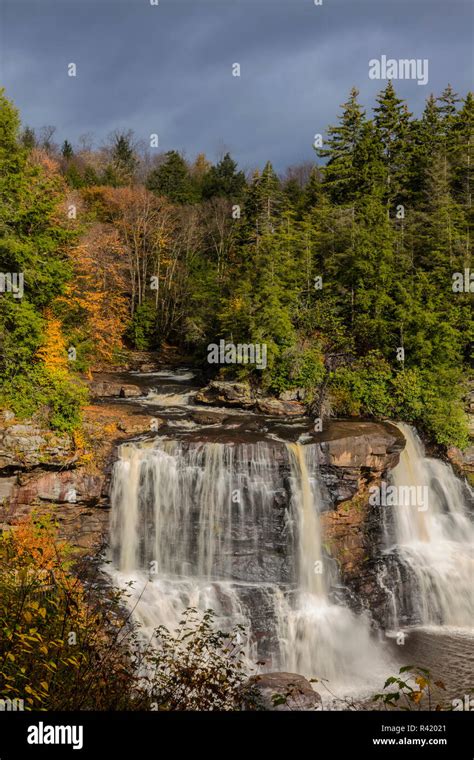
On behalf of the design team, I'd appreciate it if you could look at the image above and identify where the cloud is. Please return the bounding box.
[1,0,472,170]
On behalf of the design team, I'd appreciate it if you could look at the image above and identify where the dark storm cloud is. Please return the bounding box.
[1,0,472,171]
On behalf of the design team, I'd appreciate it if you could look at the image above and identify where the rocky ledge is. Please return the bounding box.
[314,420,405,505]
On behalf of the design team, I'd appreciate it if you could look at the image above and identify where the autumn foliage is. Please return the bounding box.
[62,224,128,364]
[0,515,146,710]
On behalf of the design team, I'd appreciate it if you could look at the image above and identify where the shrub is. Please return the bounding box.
[0,366,88,432]
[329,352,393,417]
[269,345,325,395]
[373,665,448,711]
[0,516,255,711]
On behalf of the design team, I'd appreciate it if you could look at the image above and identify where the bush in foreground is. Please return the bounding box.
[0,515,254,710]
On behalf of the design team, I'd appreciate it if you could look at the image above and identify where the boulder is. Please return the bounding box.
[117,416,164,435]
[279,388,305,402]
[190,410,229,425]
[256,399,306,416]
[246,672,322,711]
[195,381,255,409]
[86,380,142,399]
[195,381,307,416]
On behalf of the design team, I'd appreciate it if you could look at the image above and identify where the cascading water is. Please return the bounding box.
[108,437,388,691]
[387,423,474,628]
[277,444,387,686]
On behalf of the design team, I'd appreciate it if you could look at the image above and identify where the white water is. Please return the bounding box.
[108,438,389,692]
[389,423,474,628]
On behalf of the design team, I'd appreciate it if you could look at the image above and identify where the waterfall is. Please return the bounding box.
[388,423,474,628]
[277,443,386,686]
[108,438,388,690]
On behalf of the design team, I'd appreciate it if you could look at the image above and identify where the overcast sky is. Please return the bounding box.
[1,0,472,172]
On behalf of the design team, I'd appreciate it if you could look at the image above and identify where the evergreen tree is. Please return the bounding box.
[146,151,197,204]
[202,153,246,200]
[20,126,36,150]
[410,94,442,200]
[317,87,366,204]
[110,130,137,183]
[373,82,412,207]
[242,161,283,239]
[302,167,324,209]
[438,84,460,124]
[451,91,474,211]
[61,140,74,160]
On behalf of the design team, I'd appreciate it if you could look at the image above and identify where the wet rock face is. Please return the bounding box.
[321,491,391,625]
[447,445,474,486]
[245,672,322,711]
[315,424,405,625]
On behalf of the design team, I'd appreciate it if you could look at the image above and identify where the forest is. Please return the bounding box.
[0,82,472,447]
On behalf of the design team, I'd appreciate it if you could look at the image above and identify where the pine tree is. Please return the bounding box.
[302,167,324,210]
[374,82,412,208]
[21,126,36,150]
[202,153,246,200]
[317,87,366,204]
[146,151,197,204]
[242,161,283,239]
[451,92,474,212]
[110,131,137,184]
[61,140,74,160]
[438,84,460,123]
[410,94,442,200]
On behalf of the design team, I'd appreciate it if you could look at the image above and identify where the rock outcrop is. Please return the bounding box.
[314,420,404,505]
[195,381,306,416]
[195,381,256,409]
[0,419,74,471]
[86,380,142,399]
[0,402,164,555]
